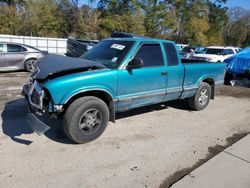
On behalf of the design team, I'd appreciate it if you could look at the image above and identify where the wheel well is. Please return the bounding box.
[202,78,215,99]
[64,90,115,123]
[25,58,37,63]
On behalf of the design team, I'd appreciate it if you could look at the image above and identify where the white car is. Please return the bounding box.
[191,46,238,62]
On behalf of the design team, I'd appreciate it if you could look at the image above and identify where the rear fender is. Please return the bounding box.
[197,75,215,99]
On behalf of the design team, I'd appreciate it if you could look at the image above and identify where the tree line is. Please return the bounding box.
[0,0,249,47]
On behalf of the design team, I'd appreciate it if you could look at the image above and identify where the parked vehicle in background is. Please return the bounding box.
[224,47,250,84]
[66,37,98,58]
[0,42,47,72]
[190,46,238,62]
[176,44,188,52]
[23,32,226,144]
[229,47,242,53]
[180,46,205,59]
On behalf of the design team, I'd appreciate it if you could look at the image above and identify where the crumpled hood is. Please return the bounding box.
[33,54,105,80]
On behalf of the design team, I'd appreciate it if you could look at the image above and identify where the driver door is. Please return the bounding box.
[117,43,168,111]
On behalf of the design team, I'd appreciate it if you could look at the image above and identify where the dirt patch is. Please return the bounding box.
[216,85,250,98]
[0,71,29,78]
[159,132,249,188]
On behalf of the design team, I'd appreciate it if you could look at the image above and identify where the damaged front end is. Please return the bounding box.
[22,80,54,135]
[22,54,107,135]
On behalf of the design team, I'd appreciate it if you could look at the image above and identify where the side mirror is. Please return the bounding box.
[126,58,144,69]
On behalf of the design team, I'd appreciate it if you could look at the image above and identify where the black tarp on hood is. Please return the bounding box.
[33,54,105,80]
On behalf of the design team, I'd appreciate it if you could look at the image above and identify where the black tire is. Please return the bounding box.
[24,59,37,72]
[188,82,211,111]
[63,96,109,144]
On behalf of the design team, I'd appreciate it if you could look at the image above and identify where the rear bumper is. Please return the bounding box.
[22,84,50,135]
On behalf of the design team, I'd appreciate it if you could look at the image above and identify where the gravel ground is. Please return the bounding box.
[0,72,249,188]
[216,85,250,98]
[0,72,29,108]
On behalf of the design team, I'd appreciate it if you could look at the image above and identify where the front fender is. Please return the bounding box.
[62,85,116,104]
[44,84,116,105]
[42,69,117,105]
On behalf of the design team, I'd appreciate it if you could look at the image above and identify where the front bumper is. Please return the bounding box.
[22,84,50,135]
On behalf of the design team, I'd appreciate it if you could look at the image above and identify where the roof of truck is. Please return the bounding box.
[106,37,174,45]
[108,31,174,44]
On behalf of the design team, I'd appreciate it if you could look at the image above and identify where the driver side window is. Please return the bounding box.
[134,43,164,67]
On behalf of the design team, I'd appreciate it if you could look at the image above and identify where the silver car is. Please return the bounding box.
[0,42,47,72]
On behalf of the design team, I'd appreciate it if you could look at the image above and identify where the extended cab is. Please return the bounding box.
[23,33,226,143]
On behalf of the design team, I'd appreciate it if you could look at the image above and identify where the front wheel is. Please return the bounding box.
[63,96,109,144]
[25,59,37,72]
[188,82,211,111]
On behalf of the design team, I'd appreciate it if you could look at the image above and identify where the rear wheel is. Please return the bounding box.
[63,96,109,144]
[188,82,211,111]
[25,59,37,72]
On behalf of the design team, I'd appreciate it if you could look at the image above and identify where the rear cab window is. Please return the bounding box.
[163,42,179,66]
[134,43,164,67]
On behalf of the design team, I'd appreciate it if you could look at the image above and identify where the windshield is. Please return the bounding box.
[205,48,223,55]
[181,46,196,53]
[81,40,135,68]
[195,47,205,53]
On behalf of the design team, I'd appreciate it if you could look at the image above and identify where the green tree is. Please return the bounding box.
[1,0,245,46]
[20,0,63,37]
[206,0,228,45]
[57,0,78,37]
[80,5,101,39]
[0,3,23,35]
[98,0,145,38]
[164,0,210,45]
[183,0,210,45]
[224,7,250,47]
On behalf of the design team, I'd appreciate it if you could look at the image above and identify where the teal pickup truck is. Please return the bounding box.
[23,33,226,144]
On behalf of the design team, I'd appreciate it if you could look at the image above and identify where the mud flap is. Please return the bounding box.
[26,113,50,136]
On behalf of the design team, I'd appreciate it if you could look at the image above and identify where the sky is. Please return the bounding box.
[78,0,250,10]
[226,0,250,9]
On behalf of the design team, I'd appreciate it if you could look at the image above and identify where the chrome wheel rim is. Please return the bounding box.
[26,60,37,72]
[198,89,208,105]
[79,108,102,135]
